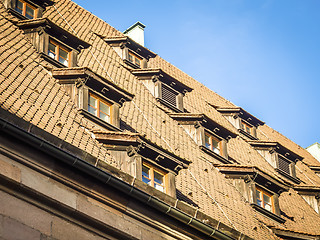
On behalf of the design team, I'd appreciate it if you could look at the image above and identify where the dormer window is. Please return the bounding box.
[128,51,142,68]
[240,120,253,135]
[131,69,193,113]
[248,141,302,184]
[52,67,133,131]
[94,132,190,198]
[103,36,156,69]
[3,0,53,20]
[217,107,264,140]
[15,0,37,19]
[17,18,90,68]
[169,113,237,164]
[204,132,221,155]
[142,162,166,193]
[217,165,286,223]
[48,39,71,67]
[88,93,112,123]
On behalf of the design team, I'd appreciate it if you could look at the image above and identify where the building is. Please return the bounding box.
[307,143,320,162]
[0,0,320,239]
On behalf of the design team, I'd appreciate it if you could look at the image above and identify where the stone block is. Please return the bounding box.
[20,167,77,209]
[0,155,21,182]
[1,216,41,240]
[0,190,52,236]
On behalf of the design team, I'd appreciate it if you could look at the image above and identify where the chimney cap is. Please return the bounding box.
[123,21,145,34]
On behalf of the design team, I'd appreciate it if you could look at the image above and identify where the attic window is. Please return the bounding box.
[48,39,71,67]
[278,155,291,175]
[161,84,178,108]
[204,132,221,155]
[88,93,112,123]
[15,0,37,19]
[256,187,273,212]
[128,51,142,68]
[240,120,253,135]
[142,162,166,193]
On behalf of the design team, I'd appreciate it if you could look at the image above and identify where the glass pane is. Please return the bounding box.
[212,138,219,149]
[48,42,56,59]
[240,122,244,130]
[100,102,110,115]
[257,199,262,207]
[59,48,69,66]
[142,165,150,178]
[265,203,272,211]
[15,0,23,14]
[142,176,150,185]
[89,95,97,108]
[135,57,140,66]
[99,112,110,122]
[88,106,97,116]
[256,190,261,199]
[263,194,271,205]
[25,5,34,19]
[205,134,211,149]
[128,54,133,62]
[154,171,163,185]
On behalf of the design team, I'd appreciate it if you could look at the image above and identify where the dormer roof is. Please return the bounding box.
[93,131,191,174]
[52,67,134,105]
[131,68,193,94]
[16,18,91,51]
[104,36,156,60]
[247,140,304,162]
[217,107,264,127]
[169,113,238,139]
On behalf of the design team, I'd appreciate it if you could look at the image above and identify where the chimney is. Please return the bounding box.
[123,22,145,46]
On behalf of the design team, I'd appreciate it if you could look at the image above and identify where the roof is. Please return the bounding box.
[1,0,320,239]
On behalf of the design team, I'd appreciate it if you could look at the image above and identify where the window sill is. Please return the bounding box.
[200,145,232,164]
[251,204,285,223]
[238,129,258,140]
[8,8,30,21]
[156,98,183,113]
[39,52,69,68]
[276,168,301,184]
[123,59,140,69]
[79,109,121,132]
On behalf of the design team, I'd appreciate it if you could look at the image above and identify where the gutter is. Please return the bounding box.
[0,117,236,240]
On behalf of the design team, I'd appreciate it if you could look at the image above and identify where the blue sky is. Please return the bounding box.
[73,0,320,148]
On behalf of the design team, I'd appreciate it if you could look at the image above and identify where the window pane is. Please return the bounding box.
[59,48,69,66]
[265,203,272,211]
[205,134,211,149]
[15,0,23,14]
[142,176,150,185]
[142,165,150,178]
[256,190,261,199]
[48,42,56,59]
[128,54,133,62]
[88,106,97,116]
[263,194,271,205]
[135,57,140,66]
[89,95,97,108]
[154,171,163,185]
[25,5,34,19]
[257,199,262,207]
[99,112,110,122]
[100,102,110,115]
[88,95,97,116]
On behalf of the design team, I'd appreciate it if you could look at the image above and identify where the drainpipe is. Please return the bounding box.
[0,117,236,240]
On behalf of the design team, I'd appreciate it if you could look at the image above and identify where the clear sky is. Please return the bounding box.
[73,0,320,148]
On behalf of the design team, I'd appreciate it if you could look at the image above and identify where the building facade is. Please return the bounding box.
[0,0,320,239]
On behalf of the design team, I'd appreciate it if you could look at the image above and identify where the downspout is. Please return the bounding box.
[0,117,235,240]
